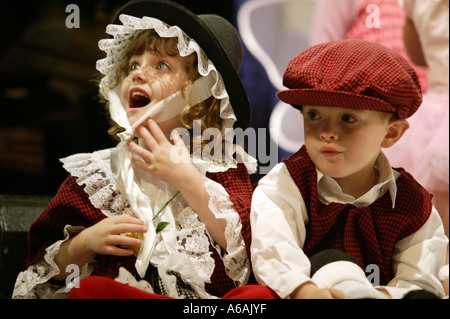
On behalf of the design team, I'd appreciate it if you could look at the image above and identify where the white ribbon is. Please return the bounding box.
[110,73,214,277]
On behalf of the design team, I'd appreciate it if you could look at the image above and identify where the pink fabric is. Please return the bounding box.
[383,0,449,194]
[384,93,449,193]
[312,0,428,92]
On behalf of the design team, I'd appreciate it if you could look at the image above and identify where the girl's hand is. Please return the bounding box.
[128,118,196,189]
[80,214,147,256]
[53,214,147,281]
[128,118,228,248]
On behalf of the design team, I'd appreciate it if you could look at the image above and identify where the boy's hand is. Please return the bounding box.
[291,282,347,299]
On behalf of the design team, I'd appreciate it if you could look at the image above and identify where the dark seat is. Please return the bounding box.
[0,194,50,298]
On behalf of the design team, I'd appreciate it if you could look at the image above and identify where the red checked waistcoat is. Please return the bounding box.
[283,146,432,285]
[26,163,253,297]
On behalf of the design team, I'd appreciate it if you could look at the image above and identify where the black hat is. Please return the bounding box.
[112,0,251,129]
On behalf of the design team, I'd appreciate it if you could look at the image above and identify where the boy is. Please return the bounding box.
[250,39,448,299]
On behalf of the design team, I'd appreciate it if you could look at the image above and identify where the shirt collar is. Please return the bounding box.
[317,151,399,208]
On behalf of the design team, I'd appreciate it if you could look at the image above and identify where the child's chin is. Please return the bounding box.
[126,113,145,127]
[316,163,345,179]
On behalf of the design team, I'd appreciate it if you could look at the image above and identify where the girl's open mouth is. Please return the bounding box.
[129,89,151,109]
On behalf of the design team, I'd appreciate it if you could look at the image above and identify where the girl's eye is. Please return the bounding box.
[341,114,357,123]
[129,62,140,72]
[157,62,170,71]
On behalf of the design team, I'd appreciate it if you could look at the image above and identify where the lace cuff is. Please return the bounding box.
[204,178,250,286]
[12,225,94,299]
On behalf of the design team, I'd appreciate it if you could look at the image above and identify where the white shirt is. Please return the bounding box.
[251,152,448,299]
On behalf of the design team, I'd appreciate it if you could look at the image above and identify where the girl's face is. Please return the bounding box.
[302,105,392,189]
[120,49,191,138]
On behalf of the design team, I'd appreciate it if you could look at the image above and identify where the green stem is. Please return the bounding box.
[152,190,180,221]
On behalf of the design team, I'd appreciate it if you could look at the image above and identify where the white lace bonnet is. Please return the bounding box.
[96,0,252,135]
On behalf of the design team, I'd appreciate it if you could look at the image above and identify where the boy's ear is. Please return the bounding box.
[381,119,410,148]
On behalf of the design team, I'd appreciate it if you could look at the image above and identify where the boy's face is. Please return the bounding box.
[120,49,190,138]
[302,105,393,183]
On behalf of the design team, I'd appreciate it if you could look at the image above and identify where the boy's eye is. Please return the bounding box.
[307,111,322,120]
[341,114,357,123]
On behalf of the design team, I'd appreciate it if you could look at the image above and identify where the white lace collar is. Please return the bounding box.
[61,147,250,292]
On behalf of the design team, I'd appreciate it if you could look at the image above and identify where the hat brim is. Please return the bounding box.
[112,0,251,129]
[278,89,398,114]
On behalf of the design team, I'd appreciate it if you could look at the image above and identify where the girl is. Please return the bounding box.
[13,0,274,299]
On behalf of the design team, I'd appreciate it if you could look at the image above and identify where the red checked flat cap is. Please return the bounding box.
[277,39,422,119]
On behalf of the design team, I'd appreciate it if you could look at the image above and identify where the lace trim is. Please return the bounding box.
[115,267,155,294]
[204,178,250,286]
[57,149,249,297]
[12,226,94,299]
[96,15,257,174]
[96,14,235,127]
[192,144,258,175]
[149,197,216,298]
[60,148,135,217]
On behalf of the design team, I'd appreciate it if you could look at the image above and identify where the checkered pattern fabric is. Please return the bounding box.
[26,163,253,298]
[143,264,201,298]
[277,39,422,119]
[27,175,110,266]
[205,163,253,296]
[282,146,433,284]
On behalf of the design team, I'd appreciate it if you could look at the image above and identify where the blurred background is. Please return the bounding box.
[0,0,427,196]
[0,0,259,196]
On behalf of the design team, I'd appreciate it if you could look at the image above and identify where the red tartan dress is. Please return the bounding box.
[282,146,433,285]
[25,149,257,298]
